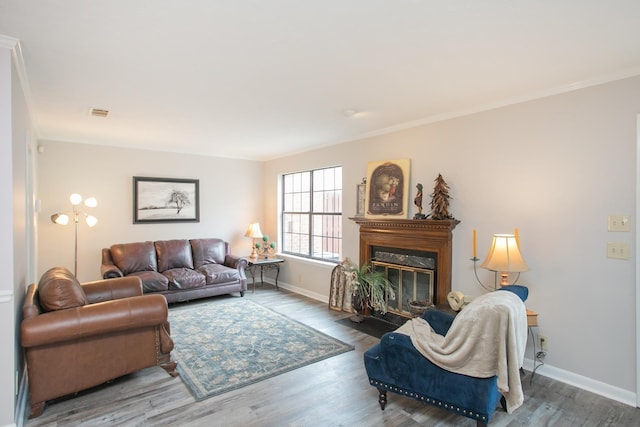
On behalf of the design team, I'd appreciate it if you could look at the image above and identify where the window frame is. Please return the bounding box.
[280,166,342,263]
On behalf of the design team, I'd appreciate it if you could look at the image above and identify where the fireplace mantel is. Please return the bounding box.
[350,217,460,306]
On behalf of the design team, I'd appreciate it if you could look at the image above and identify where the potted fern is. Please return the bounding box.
[344,260,395,323]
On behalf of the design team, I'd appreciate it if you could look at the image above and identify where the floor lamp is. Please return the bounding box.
[51,193,98,277]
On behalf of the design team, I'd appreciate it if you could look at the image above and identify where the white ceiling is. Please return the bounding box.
[2,1,640,161]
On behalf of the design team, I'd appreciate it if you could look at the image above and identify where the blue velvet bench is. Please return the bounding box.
[363,286,528,426]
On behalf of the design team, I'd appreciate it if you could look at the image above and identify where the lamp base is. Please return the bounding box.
[499,272,510,287]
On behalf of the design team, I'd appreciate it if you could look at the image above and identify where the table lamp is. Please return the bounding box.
[480,233,529,287]
[245,222,263,259]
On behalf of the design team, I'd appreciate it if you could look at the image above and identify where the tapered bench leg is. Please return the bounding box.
[377,388,387,410]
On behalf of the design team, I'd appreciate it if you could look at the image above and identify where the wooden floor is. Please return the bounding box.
[24,286,640,427]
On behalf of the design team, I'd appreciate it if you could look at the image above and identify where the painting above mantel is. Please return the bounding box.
[364,159,411,219]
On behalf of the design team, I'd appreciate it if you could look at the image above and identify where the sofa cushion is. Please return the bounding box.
[129,271,169,293]
[198,264,240,285]
[163,268,206,290]
[190,238,227,269]
[155,240,194,272]
[38,267,88,312]
[110,241,158,275]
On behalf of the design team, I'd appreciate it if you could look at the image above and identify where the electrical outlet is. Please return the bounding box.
[538,335,548,351]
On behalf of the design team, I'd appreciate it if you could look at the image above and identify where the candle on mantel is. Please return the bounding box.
[472,229,477,258]
[514,228,520,247]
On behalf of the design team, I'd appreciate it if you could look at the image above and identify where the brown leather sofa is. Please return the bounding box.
[101,238,248,303]
[21,267,178,418]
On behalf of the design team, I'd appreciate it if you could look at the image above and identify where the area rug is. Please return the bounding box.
[169,298,354,401]
[335,316,399,339]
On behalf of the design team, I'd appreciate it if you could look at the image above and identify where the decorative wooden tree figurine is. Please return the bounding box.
[429,173,453,220]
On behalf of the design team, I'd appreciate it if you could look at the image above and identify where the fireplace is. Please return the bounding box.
[350,217,460,319]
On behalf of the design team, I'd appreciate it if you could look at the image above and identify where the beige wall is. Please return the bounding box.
[265,75,640,402]
[37,142,264,282]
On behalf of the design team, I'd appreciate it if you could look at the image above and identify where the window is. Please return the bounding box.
[281,166,342,262]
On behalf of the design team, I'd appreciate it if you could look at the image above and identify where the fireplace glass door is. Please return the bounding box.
[372,261,435,317]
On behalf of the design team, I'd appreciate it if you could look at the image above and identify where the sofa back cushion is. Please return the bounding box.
[190,238,227,269]
[38,267,88,312]
[155,239,194,272]
[110,241,158,275]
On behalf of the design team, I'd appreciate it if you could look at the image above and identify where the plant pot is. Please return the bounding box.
[350,288,370,322]
[408,299,434,318]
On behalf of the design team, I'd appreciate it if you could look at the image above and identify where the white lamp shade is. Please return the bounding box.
[244,222,263,239]
[69,193,83,205]
[51,213,70,225]
[85,215,98,227]
[480,234,529,273]
[84,197,97,208]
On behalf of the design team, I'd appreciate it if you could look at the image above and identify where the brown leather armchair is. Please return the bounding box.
[21,267,178,418]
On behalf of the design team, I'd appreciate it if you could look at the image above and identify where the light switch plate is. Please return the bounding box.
[607,242,630,260]
[608,215,630,231]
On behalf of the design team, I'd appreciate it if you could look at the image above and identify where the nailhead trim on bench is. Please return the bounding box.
[369,379,489,422]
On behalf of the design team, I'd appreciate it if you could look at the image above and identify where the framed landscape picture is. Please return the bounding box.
[133,176,200,223]
[365,159,410,219]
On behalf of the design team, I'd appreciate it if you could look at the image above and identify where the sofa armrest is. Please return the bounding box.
[82,276,143,304]
[225,254,248,271]
[421,309,455,336]
[101,248,124,279]
[225,255,248,281]
[21,294,168,348]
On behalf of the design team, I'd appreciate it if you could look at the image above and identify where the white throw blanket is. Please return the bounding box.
[395,290,527,413]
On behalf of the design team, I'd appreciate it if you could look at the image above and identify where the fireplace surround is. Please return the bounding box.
[350,217,460,318]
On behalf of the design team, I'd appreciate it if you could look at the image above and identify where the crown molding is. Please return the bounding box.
[0,34,18,49]
[339,65,640,145]
[0,34,39,137]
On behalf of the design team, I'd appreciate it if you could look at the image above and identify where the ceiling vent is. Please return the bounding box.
[89,108,109,118]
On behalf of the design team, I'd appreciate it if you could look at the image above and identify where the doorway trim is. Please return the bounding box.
[635,113,640,407]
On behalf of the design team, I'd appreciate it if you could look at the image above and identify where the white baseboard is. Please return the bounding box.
[265,280,328,304]
[14,365,27,427]
[522,358,636,407]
